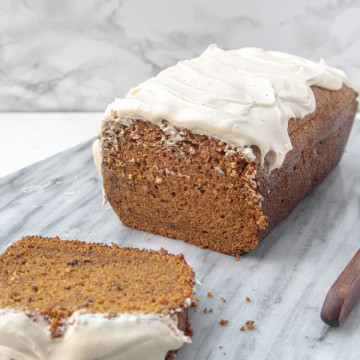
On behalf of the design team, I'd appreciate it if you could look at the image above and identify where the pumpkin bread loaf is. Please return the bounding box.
[93,45,358,256]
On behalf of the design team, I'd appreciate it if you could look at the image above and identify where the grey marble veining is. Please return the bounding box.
[1,0,360,111]
[0,115,359,359]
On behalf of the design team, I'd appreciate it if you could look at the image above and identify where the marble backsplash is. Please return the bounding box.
[1,0,360,111]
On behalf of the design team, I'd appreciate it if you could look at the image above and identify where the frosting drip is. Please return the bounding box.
[0,310,190,360]
[103,45,346,170]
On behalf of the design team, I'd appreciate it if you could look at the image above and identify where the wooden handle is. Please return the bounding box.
[321,248,360,327]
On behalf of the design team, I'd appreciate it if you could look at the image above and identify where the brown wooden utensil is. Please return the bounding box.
[321,248,360,327]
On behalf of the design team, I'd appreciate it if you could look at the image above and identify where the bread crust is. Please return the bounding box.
[258,85,358,240]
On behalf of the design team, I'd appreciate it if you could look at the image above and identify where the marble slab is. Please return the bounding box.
[1,115,360,359]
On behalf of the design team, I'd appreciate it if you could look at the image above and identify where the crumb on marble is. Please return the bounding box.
[207,292,213,297]
[219,319,229,326]
[246,320,255,329]
[234,255,241,261]
[209,308,213,313]
[240,326,246,331]
[220,297,226,303]
[246,296,250,302]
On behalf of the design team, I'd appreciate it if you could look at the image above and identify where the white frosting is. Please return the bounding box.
[0,310,190,360]
[101,45,346,170]
[92,139,102,176]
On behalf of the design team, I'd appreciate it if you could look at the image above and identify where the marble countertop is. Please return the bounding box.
[0,112,102,178]
[0,111,360,359]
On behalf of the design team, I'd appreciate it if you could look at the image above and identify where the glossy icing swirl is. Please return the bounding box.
[104,45,346,170]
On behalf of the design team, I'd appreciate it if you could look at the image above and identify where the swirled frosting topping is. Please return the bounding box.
[105,45,346,170]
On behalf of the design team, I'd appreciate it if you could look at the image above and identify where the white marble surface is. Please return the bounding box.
[1,0,360,111]
[0,112,101,177]
[0,112,360,359]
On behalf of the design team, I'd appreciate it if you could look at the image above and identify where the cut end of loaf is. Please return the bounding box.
[101,119,267,256]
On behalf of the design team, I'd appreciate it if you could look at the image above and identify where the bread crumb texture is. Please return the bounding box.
[101,119,267,256]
